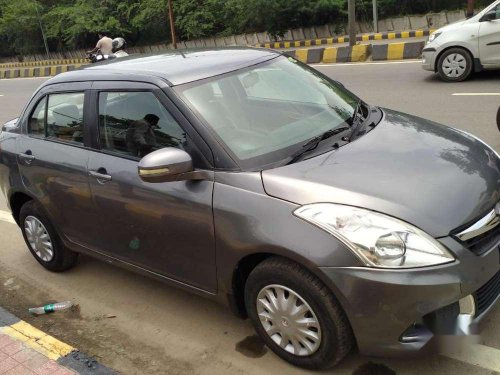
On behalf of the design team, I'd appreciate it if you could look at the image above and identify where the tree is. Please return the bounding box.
[0,0,494,57]
[0,0,45,55]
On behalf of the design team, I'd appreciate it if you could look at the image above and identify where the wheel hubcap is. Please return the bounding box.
[256,285,321,356]
[24,216,54,262]
[442,53,467,78]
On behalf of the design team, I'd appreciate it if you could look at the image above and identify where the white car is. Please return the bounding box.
[422,0,500,81]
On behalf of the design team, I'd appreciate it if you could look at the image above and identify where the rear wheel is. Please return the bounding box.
[437,48,473,82]
[19,200,78,272]
[245,257,354,369]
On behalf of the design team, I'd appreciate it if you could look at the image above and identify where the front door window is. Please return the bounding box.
[98,91,187,158]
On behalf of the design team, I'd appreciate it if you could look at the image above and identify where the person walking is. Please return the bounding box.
[87,32,114,56]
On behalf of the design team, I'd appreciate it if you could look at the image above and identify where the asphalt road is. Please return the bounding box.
[0,62,499,375]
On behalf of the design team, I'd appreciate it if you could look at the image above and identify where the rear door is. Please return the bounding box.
[85,82,217,292]
[16,82,95,247]
[479,3,500,67]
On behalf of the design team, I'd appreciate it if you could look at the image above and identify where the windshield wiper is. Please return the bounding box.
[283,126,350,165]
[348,99,368,141]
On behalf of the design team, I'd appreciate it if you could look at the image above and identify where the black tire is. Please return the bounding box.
[19,200,78,272]
[244,257,354,370]
[437,48,473,82]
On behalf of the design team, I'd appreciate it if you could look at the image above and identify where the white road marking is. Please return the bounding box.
[311,60,421,68]
[442,344,500,372]
[0,77,48,82]
[0,210,15,224]
[0,94,4,97]
[452,93,500,96]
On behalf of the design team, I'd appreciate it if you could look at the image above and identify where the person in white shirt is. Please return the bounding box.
[87,32,113,56]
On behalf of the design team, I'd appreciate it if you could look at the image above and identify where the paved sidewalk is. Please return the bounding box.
[0,307,115,375]
[0,333,76,374]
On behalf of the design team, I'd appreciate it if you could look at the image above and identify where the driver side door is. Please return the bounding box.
[85,82,217,292]
[479,3,500,67]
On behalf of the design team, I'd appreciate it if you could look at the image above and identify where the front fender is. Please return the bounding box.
[213,174,363,294]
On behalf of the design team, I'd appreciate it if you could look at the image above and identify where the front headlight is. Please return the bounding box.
[428,32,442,43]
[294,204,455,268]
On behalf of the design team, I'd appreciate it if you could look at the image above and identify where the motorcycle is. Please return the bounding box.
[86,50,116,63]
[86,37,128,63]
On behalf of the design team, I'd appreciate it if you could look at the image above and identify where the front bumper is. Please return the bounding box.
[320,237,499,357]
[421,48,438,71]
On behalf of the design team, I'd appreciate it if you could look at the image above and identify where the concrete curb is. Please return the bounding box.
[256,29,435,49]
[0,64,84,79]
[0,59,87,69]
[0,307,115,374]
[284,41,424,64]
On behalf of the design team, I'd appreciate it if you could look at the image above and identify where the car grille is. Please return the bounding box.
[462,224,500,255]
[475,270,500,317]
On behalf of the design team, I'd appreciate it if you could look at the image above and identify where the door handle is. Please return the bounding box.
[89,170,112,182]
[19,151,35,165]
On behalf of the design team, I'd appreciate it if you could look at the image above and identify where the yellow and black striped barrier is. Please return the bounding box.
[283,41,424,64]
[285,44,372,64]
[256,29,435,49]
[0,58,87,69]
[372,41,425,60]
[0,64,84,79]
[0,41,426,79]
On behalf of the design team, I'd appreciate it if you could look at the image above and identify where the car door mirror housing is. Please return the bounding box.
[480,10,497,22]
[138,147,195,183]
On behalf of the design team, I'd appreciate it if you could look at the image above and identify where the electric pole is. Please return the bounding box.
[348,0,356,47]
[466,0,475,18]
[34,1,50,59]
[168,0,177,49]
[372,0,378,33]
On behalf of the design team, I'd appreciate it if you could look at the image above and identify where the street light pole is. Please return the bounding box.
[372,0,378,33]
[34,1,50,59]
[168,0,177,49]
[348,0,356,47]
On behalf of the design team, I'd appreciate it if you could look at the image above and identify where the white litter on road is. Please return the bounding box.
[0,210,15,224]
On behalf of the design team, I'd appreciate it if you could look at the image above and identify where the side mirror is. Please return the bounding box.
[2,118,18,132]
[138,147,195,183]
[497,106,500,132]
[480,10,497,22]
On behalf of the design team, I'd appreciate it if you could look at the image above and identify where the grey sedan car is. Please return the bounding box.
[0,48,499,370]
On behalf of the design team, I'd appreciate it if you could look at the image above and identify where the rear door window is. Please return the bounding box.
[27,92,85,145]
[46,93,85,144]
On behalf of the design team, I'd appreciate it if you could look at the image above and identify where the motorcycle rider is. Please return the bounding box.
[87,32,113,56]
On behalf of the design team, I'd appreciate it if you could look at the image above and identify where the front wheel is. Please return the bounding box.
[437,48,473,82]
[244,257,354,370]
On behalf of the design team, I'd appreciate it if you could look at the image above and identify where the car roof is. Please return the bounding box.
[46,48,281,87]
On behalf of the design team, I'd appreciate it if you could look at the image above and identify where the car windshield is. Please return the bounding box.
[175,55,360,169]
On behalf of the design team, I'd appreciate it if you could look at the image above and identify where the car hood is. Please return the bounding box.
[435,20,468,34]
[262,109,500,237]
